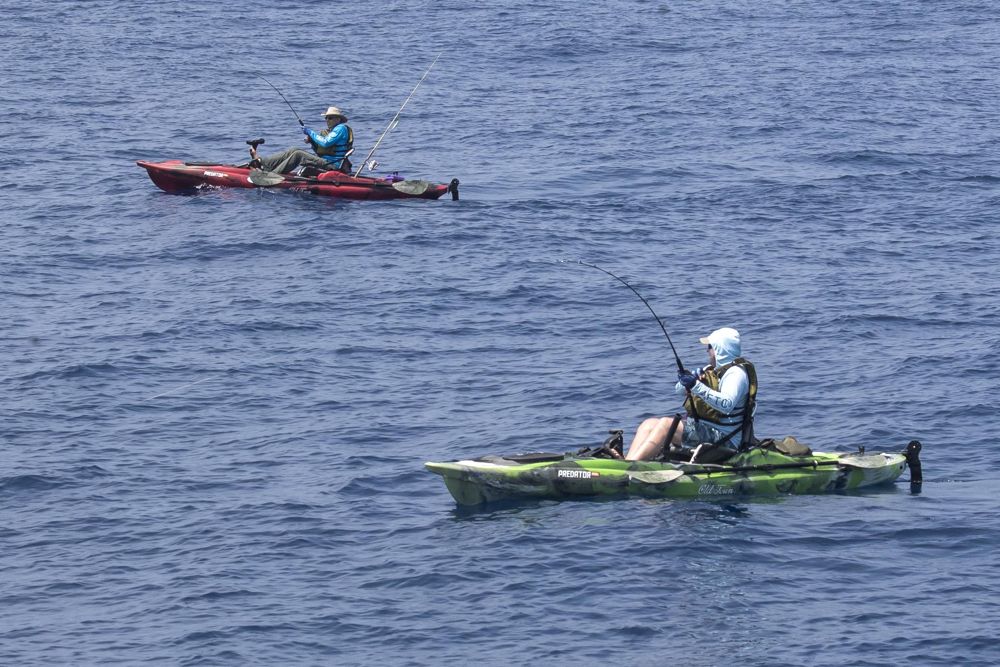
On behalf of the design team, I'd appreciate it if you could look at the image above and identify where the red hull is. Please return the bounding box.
[137,160,456,201]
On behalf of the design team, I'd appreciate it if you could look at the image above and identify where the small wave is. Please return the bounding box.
[179,589,259,603]
[44,581,88,592]
[0,474,62,492]
[615,624,658,637]
[231,320,321,333]
[176,629,227,644]
[954,174,1000,183]
[337,477,384,498]
[73,465,111,478]
[158,240,296,262]
[817,149,916,167]
[17,362,119,381]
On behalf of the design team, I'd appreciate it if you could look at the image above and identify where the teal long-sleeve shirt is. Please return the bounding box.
[305,123,353,163]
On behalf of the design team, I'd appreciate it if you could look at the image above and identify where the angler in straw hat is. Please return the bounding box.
[251,106,354,174]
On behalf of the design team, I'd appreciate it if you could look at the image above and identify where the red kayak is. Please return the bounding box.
[137,159,459,201]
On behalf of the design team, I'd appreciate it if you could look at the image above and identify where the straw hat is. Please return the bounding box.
[321,106,348,120]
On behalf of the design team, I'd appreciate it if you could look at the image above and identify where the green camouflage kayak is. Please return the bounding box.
[426,440,922,506]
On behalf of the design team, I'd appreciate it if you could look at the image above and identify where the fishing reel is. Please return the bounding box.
[246,138,266,149]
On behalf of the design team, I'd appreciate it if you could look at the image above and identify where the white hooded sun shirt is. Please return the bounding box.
[674,327,751,428]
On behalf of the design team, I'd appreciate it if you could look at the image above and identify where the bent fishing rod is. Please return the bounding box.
[354,52,442,176]
[257,74,305,126]
[569,260,687,372]
[567,260,700,421]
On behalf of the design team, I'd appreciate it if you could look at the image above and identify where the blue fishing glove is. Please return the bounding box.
[302,126,312,135]
[677,370,698,390]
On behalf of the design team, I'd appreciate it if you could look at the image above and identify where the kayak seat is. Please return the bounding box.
[660,446,692,463]
[756,436,813,457]
[299,164,353,179]
[300,150,354,179]
[659,442,736,464]
[299,164,333,178]
[688,443,737,464]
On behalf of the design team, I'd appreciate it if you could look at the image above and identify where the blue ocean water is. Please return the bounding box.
[3,0,1000,664]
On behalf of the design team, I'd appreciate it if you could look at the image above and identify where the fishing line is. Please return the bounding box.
[142,354,282,402]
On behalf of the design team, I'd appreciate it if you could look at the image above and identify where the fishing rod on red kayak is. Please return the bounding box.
[354,52,442,177]
[256,74,305,127]
[566,260,701,423]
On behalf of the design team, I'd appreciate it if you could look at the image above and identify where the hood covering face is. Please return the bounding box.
[700,327,742,367]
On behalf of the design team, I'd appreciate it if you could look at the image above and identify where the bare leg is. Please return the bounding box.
[626,417,685,461]
[626,417,659,454]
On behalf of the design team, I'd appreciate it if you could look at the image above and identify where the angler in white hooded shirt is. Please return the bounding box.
[625,327,757,461]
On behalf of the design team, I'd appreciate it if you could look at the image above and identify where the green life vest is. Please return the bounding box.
[684,358,758,427]
[314,125,354,162]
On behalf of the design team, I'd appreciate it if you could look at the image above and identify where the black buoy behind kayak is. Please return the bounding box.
[905,440,923,492]
[448,178,460,201]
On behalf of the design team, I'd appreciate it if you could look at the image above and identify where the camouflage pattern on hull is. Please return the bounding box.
[425,447,909,506]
